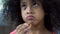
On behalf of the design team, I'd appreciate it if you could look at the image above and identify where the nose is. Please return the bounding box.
[26,6,34,14]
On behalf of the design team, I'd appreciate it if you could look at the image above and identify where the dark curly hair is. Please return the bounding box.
[3,0,60,33]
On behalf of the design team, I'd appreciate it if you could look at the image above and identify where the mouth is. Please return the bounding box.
[26,15,35,20]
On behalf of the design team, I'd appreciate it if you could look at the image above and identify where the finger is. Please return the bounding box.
[18,26,30,34]
[16,23,28,30]
[16,23,29,32]
[27,21,33,29]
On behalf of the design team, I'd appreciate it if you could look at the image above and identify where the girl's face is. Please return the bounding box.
[21,0,44,25]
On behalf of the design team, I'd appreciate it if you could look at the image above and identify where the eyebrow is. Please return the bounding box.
[31,0,40,4]
[21,0,27,3]
[20,0,27,5]
[21,0,39,3]
[20,0,40,5]
[32,0,39,2]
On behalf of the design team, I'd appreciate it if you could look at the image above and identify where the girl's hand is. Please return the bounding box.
[16,23,31,34]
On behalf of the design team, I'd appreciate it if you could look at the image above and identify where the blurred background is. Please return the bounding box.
[0,0,16,34]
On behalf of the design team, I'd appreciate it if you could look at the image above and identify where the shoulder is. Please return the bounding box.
[10,29,16,34]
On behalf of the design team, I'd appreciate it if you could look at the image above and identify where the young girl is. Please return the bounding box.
[4,0,60,34]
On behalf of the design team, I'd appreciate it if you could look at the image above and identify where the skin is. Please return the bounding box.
[16,0,52,34]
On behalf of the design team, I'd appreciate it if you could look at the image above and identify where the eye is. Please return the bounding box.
[21,4,27,10]
[33,2,40,8]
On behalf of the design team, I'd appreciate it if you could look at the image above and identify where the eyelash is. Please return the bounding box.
[21,4,27,10]
[21,3,39,10]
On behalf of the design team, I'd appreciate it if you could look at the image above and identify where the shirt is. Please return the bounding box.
[10,29,56,34]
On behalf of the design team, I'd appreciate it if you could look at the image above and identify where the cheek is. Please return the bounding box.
[21,10,27,22]
[21,11,26,20]
[35,10,44,21]
[21,9,28,19]
[38,12,44,20]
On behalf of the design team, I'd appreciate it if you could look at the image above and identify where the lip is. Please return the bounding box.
[26,15,34,20]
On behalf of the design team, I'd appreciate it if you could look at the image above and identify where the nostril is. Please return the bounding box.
[27,11,33,14]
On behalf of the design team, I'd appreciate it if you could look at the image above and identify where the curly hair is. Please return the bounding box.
[3,0,60,33]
